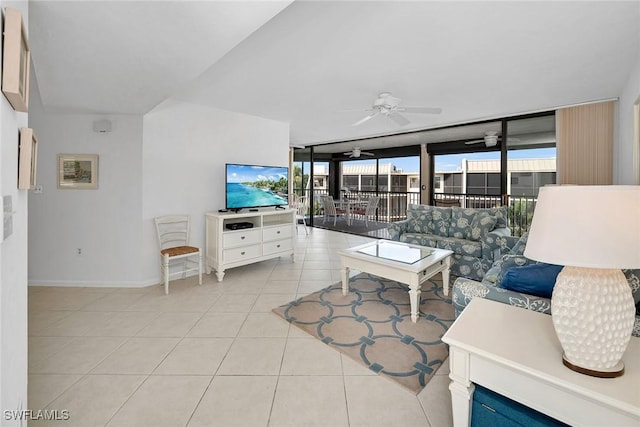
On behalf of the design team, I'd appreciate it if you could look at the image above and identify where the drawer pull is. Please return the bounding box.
[241,251,245,255]
[277,230,281,234]
[241,236,245,240]
[276,244,280,248]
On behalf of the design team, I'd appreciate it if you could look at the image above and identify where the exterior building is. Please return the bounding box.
[435,158,556,197]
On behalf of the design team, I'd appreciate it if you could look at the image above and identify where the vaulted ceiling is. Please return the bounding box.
[29,1,640,147]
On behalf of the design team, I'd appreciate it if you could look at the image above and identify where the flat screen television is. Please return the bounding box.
[225,163,289,211]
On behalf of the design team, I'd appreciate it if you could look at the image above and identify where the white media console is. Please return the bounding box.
[205,209,296,281]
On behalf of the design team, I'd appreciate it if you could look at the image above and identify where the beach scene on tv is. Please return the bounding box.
[226,164,289,210]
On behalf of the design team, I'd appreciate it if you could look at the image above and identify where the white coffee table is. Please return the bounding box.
[339,240,452,323]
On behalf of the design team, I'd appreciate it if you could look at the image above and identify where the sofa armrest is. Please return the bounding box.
[387,220,409,241]
[481,229,515,261]
[452,277,552,318]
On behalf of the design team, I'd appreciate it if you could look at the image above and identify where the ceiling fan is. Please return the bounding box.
[465,131,520,147]
[351,92,442,127]
[343,147,374,158]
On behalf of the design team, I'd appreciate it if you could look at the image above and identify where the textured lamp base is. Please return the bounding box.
[552,267,635,377]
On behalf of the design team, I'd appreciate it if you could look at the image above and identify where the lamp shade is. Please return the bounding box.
[524,185,640,269]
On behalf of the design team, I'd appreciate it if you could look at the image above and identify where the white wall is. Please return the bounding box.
[1,0,29,421]
[27,108,144,285]
[27,98,289,288]
[141,100,289,284]
[616,50,640,184]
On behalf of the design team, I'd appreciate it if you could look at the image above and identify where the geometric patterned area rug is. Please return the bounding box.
[272,272,454,394]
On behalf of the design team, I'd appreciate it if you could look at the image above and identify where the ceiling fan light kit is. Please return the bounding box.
[350,92,442,127]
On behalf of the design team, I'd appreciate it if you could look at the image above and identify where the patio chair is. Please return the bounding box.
[352,196,380,227]
[292,195,309,235]
[320,195,347,226]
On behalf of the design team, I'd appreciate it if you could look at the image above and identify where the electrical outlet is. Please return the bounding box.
[76,248,82,256]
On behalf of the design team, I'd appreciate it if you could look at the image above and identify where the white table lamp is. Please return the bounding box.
[524,185,640,378]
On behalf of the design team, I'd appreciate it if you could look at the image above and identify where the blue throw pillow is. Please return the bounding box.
[500,263,564,298]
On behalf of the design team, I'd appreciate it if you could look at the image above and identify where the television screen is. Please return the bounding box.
[225,163,289,211]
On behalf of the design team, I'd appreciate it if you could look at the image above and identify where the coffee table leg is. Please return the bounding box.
[342,265,350,295]
[442,256,451,296]
[409,285,420,323]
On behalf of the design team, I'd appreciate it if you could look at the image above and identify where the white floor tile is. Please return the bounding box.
[216,338,286,375]
[269,376,349,427]
[28,229,452,427]
[188,376,277,427]
[344,375,429,427]
[154,338,233,375]
[107,376,210,427]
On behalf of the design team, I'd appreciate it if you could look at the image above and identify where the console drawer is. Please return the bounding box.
[224,244,261,263]
[263,239,293,255]
[263,225,292,241]
[223,229,260,248]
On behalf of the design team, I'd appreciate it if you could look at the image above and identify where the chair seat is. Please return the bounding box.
[161,245,199,257]
[352,208,366,215]
[336,208,347,214]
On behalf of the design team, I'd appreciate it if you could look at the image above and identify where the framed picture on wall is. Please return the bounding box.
[1,7,30,112]
[57,154,99,189]
[18,128,37,190]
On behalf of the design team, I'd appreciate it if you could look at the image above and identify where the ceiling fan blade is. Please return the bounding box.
[399,106,442,114]
[464,139,485,145]
[361,151,375,156]
[388,112,410,126]
[352,112,378,126]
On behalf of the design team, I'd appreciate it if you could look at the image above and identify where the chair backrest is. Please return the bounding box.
[155,215,190,250]
[366,196,380,215]
[289,193,300,208]
[321,195,337,215]
[295,196,308,216]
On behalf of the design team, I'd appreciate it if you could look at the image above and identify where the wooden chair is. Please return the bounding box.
[353,196,380,227]
[320,195,346,226]
[154,215,202,295]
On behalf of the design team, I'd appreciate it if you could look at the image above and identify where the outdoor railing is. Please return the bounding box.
[293,189,536,236]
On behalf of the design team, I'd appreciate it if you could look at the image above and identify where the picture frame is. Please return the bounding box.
[18,128,37,190]
[57,154,98,190]
[634,96,640,185]
[2,7,30,112]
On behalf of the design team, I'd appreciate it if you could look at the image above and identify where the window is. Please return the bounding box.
[390,175,407,192]
[410,177,420,189]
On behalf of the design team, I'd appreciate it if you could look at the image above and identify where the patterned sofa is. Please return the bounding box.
[388,204,510,280]
[451,234,640,337]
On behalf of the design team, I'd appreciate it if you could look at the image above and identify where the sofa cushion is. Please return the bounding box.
[624,269,640,305]
[500,263,564,298]
[399,233,440,248]
[448,207,478,239]
[487,206,509,229]
[510,232,529,256]
[431,206,452,237]
[437,237,482,258]
[469,213,498,241]
[406,204,432,233]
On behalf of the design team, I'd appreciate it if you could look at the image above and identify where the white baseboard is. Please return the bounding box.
[28,278,159,288]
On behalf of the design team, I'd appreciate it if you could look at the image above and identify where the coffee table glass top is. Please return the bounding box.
[356,241,433,264]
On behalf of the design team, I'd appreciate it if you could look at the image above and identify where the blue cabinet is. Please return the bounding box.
[471,384,569,427]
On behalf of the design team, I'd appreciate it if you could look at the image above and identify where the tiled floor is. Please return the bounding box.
[28,227,453,427]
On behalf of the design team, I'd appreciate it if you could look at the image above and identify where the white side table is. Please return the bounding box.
[442,298,640,426]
